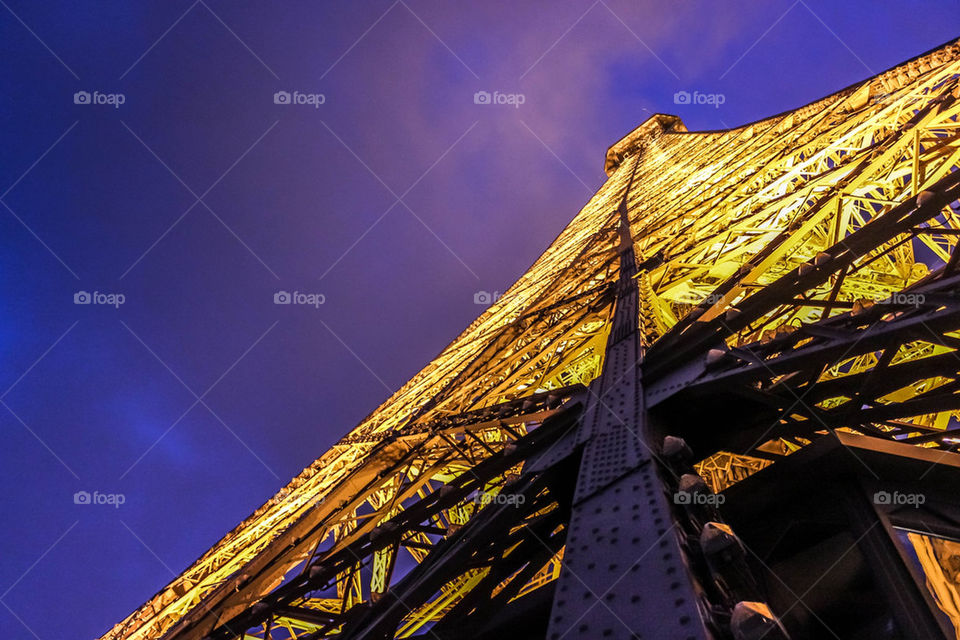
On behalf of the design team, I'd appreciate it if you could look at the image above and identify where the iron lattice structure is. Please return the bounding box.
[103,38,960,640]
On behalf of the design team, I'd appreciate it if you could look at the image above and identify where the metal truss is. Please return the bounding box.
[101,37,960,640]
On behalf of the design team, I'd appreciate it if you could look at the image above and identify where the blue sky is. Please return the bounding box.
[1,2,959,638]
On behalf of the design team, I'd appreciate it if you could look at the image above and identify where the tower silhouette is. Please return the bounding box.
[103,38,960,640]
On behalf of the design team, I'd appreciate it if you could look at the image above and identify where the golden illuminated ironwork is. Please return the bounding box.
[901,531,960,638]
[101,38,960,640]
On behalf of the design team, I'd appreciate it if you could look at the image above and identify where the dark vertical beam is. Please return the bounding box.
[545,162,712,640]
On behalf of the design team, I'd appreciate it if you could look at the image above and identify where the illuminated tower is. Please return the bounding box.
[103,38,960,640]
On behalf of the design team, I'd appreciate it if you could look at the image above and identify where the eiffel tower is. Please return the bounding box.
[103,38,960,640]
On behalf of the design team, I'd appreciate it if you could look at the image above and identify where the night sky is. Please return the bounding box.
[1,2,959,638]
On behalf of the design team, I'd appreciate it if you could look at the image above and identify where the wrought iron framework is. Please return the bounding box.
[102,37,960,640]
